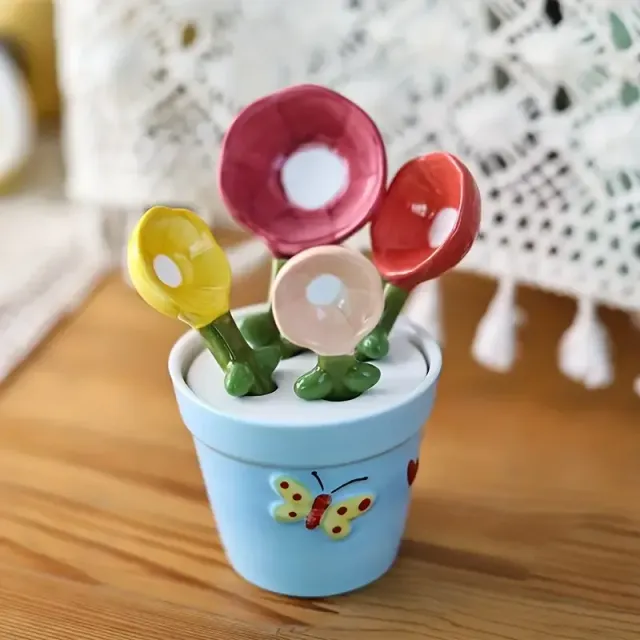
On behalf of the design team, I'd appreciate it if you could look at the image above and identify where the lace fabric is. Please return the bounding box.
[54,0,640,392]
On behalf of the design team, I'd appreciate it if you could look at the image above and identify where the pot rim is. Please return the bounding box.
[169,304,441,428]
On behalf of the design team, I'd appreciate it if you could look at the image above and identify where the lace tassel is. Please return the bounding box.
[558,297,613,389]
[405,279,443,344]
[472,276,521,373]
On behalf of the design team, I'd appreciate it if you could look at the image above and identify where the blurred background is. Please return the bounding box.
[0,0,639,395]
[2,6,639,636]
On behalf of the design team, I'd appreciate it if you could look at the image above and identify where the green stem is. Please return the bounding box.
[240,257,304,359]
[198,324,232,369]
[258,257,288,335]
[355,284,411,362]
[379,284,411,333]
[294,354,381,401]
[319,355,359,400]
[270,258,288,291]
[213,312,277,396]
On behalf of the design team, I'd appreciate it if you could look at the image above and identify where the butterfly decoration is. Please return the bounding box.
[271,471,375,541]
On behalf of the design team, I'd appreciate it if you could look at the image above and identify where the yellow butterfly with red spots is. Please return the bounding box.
[271,471,375,541]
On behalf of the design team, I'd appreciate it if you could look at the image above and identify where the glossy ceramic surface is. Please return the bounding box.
[218,84,387,258]
[371,152,482,291]
[169,306,441,597]
[191,431,421,597]
[271,246,384,357]
[127,206,231,329]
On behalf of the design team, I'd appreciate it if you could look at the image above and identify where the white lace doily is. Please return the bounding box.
[54,0,640,393]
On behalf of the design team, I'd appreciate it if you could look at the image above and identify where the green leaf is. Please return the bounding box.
[279,336,304,359]
[254,345,281,376]
[294,367,333,401]
[224,362,255,397]
[344,362,381,394]
[356,328,390,362]
[240,310,304,360]
[240,311,279,348]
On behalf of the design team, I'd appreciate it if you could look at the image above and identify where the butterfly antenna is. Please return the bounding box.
[331,476,368,494]
[311,471,325,491]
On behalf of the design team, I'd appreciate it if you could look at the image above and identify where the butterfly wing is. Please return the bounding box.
[321,494,375,540]
[271,475,313,523]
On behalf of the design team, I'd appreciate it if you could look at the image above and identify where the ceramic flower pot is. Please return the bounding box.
[168,304,441,598]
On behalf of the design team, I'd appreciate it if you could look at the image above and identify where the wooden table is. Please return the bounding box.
[1,242,639,639]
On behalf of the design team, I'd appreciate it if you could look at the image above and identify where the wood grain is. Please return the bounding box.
[1,234,639,639]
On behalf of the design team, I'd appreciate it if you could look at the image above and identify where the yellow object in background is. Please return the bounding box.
[127,207,233,329]
[0,0,59,121]
[0,0,59,192]
[0,46,34,194]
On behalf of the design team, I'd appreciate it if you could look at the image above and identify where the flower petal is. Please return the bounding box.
[371,153,481,290]
[218,85,387,257]
[271,245,384,356]
[127,206,231,328]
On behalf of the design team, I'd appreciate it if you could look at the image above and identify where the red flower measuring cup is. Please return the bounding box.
[357,152,482,361]
[218,84,387,357]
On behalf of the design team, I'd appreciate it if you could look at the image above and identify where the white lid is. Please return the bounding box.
[187,327,427,426]
[169,305,442,467]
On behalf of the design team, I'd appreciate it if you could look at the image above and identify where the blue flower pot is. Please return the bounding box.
[168,305,441,597]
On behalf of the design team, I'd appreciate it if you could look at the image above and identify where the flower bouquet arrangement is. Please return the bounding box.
[127,84,481,597]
